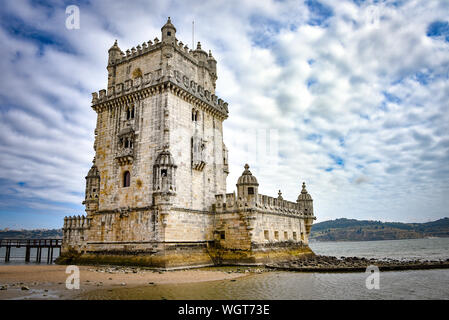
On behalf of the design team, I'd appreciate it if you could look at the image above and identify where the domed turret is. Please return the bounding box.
[161,17,176,44]
[297,182,313,215]
[83,163,100,216]
[193,41,208,64]
[236,164,258,200]
[108,40,121,65]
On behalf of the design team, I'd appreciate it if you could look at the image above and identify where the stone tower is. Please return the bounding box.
[61,18,315,268]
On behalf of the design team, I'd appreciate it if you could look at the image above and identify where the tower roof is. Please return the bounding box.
[237,164,259,186]
[161,17,176,32]
[297,182,312,201]
[108,40,121,52]
[154,149,177,167]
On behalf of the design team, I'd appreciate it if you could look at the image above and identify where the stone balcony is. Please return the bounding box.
[116,147,134,165]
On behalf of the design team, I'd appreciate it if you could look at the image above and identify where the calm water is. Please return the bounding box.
[84,238,449,300]
[0,247,61,264]
[309,237,449,261]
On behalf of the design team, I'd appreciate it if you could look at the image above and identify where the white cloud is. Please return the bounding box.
[0,0,448,228]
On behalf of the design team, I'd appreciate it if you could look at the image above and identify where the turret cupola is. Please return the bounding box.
[161,17,176,44]
[108,40,121,65]
[297,182,313,215]
[236,164,259,200]
[193,41,208,64]
[83,163,100,217]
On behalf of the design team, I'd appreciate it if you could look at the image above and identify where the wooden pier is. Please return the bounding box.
[0,239,62,263]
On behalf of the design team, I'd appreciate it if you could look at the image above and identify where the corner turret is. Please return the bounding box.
[108,40,122,65]
[161,17,176,44]
[83,163,100,217]
[297,182,313,216]
[236,164,259,202]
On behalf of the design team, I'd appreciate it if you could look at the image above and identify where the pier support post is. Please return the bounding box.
[25,246,30,262]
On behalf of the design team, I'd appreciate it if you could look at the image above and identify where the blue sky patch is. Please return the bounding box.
[329,153,345,167]
[426,21,449,42]
[305,0,334,27]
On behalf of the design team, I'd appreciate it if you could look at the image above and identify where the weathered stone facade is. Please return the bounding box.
[61,18,316,269]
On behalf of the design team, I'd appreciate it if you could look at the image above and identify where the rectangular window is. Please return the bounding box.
[293,232,297,240]
[284,231,288,240]
[274,231,279,240]
[264,230,269,240]
[248,187,254,195]
[220,231,225,240]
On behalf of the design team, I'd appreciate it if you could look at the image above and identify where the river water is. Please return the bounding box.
[82,238,449,300]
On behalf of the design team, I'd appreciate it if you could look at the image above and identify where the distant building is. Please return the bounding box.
[62,18,316,268]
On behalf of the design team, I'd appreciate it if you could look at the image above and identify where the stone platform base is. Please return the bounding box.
[56,242,315,270]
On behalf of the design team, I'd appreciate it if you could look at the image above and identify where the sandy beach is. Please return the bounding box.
[0,265,247,300]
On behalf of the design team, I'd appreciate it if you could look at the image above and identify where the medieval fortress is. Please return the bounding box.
[61,18,316,268]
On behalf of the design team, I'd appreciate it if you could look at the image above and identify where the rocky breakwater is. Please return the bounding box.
[266,255,449,272]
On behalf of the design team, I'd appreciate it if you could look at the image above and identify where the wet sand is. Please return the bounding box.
[0,265,248,300]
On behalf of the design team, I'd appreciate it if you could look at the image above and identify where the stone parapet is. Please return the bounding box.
[62,215,90,250]
[215,192,315,219]
[91,69,228,119]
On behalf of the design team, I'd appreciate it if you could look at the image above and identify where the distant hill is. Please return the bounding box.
[0,229,62,239]
[310,217,449,241]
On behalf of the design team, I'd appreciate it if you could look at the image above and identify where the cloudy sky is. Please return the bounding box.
[0,0,448,229]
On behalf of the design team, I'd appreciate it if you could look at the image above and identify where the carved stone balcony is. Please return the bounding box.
[116,147,134,165]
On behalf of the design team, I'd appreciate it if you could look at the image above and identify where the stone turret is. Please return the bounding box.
[207,50,217,89]
[161,17,176,44]
[108,40,121,65]
[236,164,259,203]
[83,163,100,217]
[193,42,208,65]
[297,182,313,216]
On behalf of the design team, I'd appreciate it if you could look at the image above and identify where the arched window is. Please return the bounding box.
[123,171,130,187]
[126,106,135,120]
[192,109,198,122]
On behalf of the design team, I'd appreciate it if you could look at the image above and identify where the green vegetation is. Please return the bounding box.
[310,217,449,241]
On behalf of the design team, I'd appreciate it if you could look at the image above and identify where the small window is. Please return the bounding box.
[126,106,135,120]
[123,171,130,187]
[248,187,254,195]
[274,231,279,240]
[293,232,297,240]
[192,109,198,122]
[220,231,225,240]
[167,31,171,36]
[284,231,288,240]
[161,169,167,177]
[264,230,269,240]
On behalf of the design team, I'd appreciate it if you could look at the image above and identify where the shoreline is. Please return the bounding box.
[267,255,449,272]
[0,265,249,300]
[1,255,449,299]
